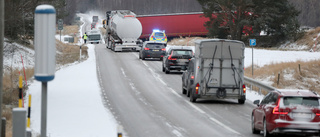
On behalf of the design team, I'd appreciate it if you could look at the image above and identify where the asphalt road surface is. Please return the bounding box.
[95,44,262,137]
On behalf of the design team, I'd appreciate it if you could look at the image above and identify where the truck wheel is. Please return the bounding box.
[238,99,245,104]
[190,90,197,102]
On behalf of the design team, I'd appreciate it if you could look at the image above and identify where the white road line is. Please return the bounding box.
[209,117,240,135]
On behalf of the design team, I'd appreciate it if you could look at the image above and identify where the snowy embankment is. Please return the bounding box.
[28,44,117,137]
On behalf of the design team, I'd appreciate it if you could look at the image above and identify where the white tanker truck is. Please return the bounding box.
[105,10,143,52]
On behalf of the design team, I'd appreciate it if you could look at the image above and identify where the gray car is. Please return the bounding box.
[139,41,166,60]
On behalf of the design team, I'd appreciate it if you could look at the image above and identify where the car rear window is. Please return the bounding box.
[172,50,193,56]
[146,43,165,49]
[283,97,320,107]
[154,32,164,37]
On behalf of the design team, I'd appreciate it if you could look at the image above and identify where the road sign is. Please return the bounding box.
[249,39,256,46]
[58,19,63,30]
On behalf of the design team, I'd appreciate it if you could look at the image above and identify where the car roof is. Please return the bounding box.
[168,47,193,51]
[273,89,319,97]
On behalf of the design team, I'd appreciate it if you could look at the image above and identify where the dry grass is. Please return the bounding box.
[245,60,320,95]
[168,37,207,46]
[56,40,88,66]
[296,27,320,48]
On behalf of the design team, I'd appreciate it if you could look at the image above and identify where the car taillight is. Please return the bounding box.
[242,84,246,93]
[161,48,166,51]
[273,100,288,115]
[316,113,320,116]
[195,83,200,94]
[144,47,150,50]
[168,56,176,60]
[191,75,194,79]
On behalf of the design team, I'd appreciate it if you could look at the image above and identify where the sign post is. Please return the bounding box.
[34,5,56,137]
[58,19,63,41]
[249,39,256,78]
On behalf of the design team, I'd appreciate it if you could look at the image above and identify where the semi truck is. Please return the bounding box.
[137,12,209,39]
[105,10,143,52]
[189,39,246,104]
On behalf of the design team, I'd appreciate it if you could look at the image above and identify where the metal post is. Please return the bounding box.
[12,108,27,137]
[1,118,5,137]
[252,46,254,77]
[60,30,61,41]
[79,46,82,61]
[41,82,48,137]
[0,0,5,135]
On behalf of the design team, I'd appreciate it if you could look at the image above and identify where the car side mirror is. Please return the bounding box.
[253,100,260,106]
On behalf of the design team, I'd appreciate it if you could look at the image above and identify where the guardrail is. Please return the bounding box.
[244,76,276,94]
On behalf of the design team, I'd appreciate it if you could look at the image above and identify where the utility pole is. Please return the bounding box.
[0,0,5,135]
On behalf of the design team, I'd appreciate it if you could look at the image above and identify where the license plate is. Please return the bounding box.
[153,50,159,51]
[293,113,311,118]
[178,59,188,62]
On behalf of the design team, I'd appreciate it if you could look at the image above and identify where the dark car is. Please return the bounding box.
[182,58,195,96]
[252,89,320,137]
[139,41,166,60]
[162,48,193,74]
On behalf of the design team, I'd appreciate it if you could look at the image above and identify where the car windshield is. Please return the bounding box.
[146,43,165,49]
[154,32,164,37]
[172,50,193,56]
[88,35,101,40]
[283,97,320,107]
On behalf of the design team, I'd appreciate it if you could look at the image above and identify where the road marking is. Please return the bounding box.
[184,100,205,114]
[209,117,240,135]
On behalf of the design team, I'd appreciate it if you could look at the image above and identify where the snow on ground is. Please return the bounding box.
[3,41,34,71]
[28,44,117,137]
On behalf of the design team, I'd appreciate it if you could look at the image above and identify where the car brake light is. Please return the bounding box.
[242,84,246,93]
[316,113,320,116]
[161,48,166,51]
[168,56,176,60]
[191,76,194,79]
[144,47,150,50]
[273,100,288,115]
[195,83,200,94]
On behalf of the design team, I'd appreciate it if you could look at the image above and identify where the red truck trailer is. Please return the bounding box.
[137,12,211,39]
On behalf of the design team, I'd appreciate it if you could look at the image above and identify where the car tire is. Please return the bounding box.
[190,90,197,102]
[162,65,165,72]
[165,68,170,74]
[182,85,187,94]
[139,53,141,59]
[187,84,191,97]
[160,57,163,61]
[252,115,260,134]
[263,118,271,137]
[142,54,145,60]
[238,99,245,104]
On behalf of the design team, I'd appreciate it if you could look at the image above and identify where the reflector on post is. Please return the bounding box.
[34,5,56,82]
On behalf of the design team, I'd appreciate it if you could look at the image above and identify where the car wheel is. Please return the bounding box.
[190,90,197,102]
[263,118,271,137]
[187,84,191,97]
[252,115,260,134]
[165,68,170,74]
[139,53,141,59]
[142,54,145,60]
[160,57,163,61]
[182,85,187,94]
[238,99,245,104]
[162,65,165,72]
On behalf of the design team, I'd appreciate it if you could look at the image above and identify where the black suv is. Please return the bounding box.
[139,41,166,60]
[162,48,193,74]
[182,58,195,96]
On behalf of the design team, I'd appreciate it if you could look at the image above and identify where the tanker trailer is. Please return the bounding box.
[106,10,142,52]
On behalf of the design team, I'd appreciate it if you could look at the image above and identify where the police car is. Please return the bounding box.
[149,30,167,43]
